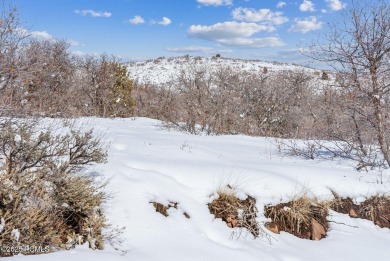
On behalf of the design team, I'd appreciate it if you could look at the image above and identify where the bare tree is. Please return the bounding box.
[175,64,213,133]
[308,0,390,167]
[0,0,28,112]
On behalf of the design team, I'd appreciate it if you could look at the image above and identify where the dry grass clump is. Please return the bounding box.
[0,177,67,252]
[264,196,328,240]
[0,118,110,256]
[151,201,190,219]
[208,185,261,238]
[54,175,108,250]
[359,196,390,228]
[330,193,390,228]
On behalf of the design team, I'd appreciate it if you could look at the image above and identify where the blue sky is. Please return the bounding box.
[13,0,351,64]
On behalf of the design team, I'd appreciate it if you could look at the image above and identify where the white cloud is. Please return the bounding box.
[74,9,112,18]
[29,32,82,47]
[216,37,285,48]
[166,46,232,54]
[27,31,82,46]
[299,0,315,12]
[188,21,285,48]
[152,17,172,26]
[72,50,86,56]
[325,0,347,11]
[276,2,286,8]
[289,16,322,33]
[30,31,54,41]
[158,17,172,26]
[252,48,311,64]
[197,0,233,6]
[129,15,145,25]
[232,8,288,25]
[166,46,213,53]
[67,39,81,46]
[188,21,273,40]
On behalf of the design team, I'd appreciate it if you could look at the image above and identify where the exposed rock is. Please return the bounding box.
[349,208,358,218]
[311,219,326,240]
[265,222,280,234]
[151,201,190,219]
[226,215,238,228]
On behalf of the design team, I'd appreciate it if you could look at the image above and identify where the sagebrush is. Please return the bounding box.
[0,118,110,256]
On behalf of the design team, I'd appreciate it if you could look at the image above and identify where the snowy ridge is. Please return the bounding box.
[126,56,321,85]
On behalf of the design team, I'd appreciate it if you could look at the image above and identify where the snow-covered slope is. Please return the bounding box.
[8,117,390,260]
[127,56,320,85]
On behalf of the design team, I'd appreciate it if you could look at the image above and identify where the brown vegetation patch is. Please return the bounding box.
[329,196,359,217]
[330,195,390,228]
[151,201,190,219]
[208,192,260,237]
[264,197,328,240]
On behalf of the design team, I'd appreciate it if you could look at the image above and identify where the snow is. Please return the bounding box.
[4,117,390,260]
[11,229,20,242]
[0,217,4,233]
[14,134,21,143]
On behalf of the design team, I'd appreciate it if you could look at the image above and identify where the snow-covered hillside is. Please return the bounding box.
[7,118,390,261]
[127,56,321,85]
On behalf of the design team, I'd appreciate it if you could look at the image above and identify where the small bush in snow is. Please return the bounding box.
[0,118,109,256]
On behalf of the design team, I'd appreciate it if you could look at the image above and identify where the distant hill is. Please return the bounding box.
[126,55,324,85]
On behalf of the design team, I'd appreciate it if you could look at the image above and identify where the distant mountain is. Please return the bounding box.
[126,55,323,85]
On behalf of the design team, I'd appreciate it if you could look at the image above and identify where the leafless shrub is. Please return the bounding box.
[275,136,385,170]
[274,139,325,160]
[133,82,178,123]
[134,65,317,137]
[15,40,76,117]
